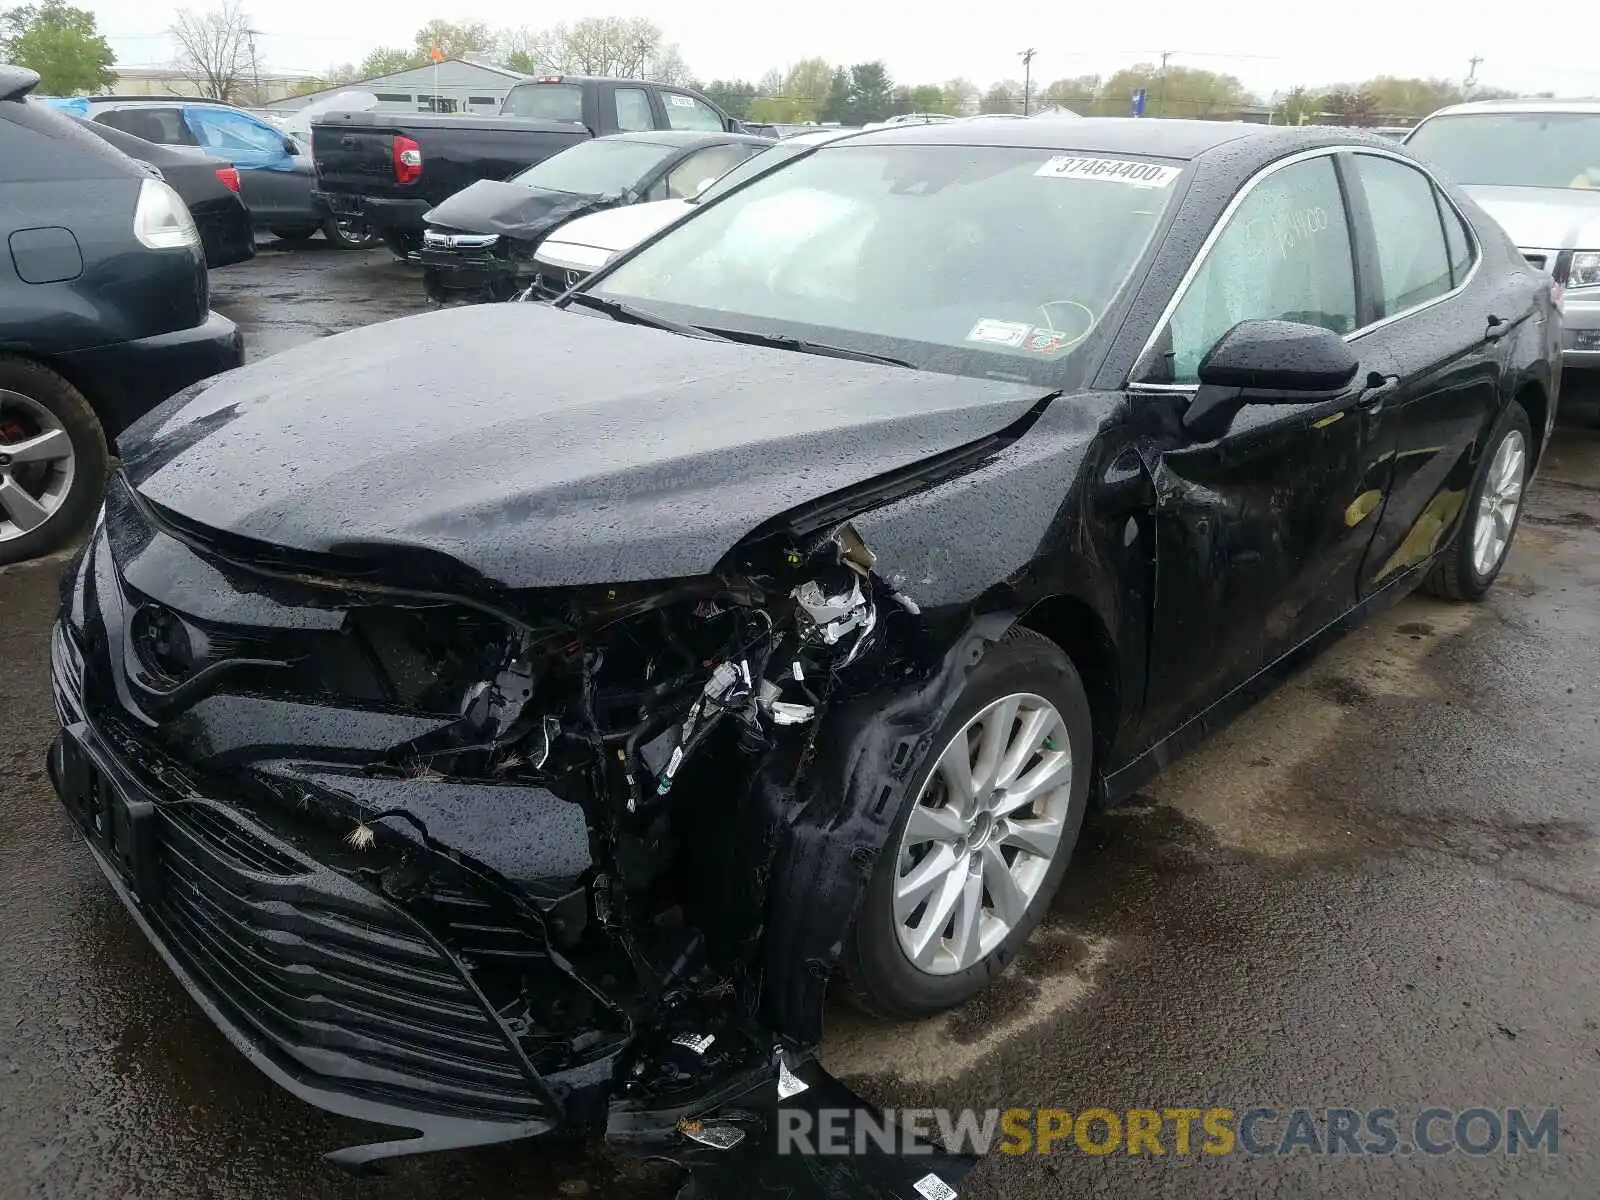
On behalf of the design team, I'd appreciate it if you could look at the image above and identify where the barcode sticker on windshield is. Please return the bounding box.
[668,94,695,107]
[913,1173,958,1200]
[1035,155,1180,188]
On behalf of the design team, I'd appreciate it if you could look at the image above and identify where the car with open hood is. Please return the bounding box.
[50,118,1558,1171]
[1405,99,1600,370]
[418,130,770,301]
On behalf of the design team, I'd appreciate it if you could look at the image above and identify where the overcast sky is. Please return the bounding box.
[90,0,1600,100]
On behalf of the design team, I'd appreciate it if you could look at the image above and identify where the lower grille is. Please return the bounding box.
[147,805,546,1118]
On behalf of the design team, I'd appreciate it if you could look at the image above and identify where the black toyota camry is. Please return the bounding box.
[50,119,1560,1170]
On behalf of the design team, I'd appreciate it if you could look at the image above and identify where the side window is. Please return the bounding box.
[1353,154,1453,316]
[185,108,293,169]
[1160,155,1356,384]
[663,144,759,199]
[1437,190,1476,286]
[613,87,654,133]
[96,107,196,146]
[662,92,725,132]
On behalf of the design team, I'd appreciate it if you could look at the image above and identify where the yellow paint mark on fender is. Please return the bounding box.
[1312,411,1345,429]
[1344,488,1383,527]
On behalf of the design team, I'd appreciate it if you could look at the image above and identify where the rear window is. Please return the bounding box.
[1406,112,1600,190]
[94,106,199,146]
[5,98,138,181]
[502,83,584,123]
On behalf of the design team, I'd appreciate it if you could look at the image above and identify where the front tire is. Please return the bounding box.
[0,357,108,566]
[841,627,1092,1018]
[1422,402,1532,601]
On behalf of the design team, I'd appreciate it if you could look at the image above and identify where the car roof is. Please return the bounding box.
[605,130,771,148]
[836,116,1403,162]
[1423,98,1600,118]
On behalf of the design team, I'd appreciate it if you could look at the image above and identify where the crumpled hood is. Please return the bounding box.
[1464,184,1600,250]
[120,303,1055,588]
[423,180,611,242]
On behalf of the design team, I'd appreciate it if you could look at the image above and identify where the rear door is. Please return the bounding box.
[185,107,310,227]
[1131,150,1396,739]
[1339,151,1509,593]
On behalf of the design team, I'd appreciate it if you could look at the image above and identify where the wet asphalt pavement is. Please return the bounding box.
[2,240,1599,1199]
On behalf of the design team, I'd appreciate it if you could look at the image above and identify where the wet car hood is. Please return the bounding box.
[1463,184,1600,250]
[120,303,1056,588]
[423,180,612,242]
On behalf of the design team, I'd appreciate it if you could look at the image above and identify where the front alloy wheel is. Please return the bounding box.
[842,628,1092,1017]
[1471,428,1526,578]
[893,693,1074,975]
[1423,401,1533,601]
[0,390,76,545]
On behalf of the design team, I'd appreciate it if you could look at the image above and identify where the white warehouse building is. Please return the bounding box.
[265,57,531,115]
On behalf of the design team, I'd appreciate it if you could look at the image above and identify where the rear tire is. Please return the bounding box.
[322,215,381,250]
[839,627,1092,1018]
[1421,402,1532,601]
[0,357,108,566]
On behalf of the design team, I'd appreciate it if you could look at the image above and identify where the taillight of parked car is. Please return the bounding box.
[393,135,423,185]
[215,166,241,193]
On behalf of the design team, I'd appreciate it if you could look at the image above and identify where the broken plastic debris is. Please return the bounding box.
[769,702,816,726]
[672,1031,716,1055]
[777,1058,809,1099]
[677,1118,746,1151]
[832,522,878,574]
[793,578,870,646]
[913,1173,958,1200]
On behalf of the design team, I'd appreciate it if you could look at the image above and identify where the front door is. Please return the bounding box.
[1130,150,1393,741]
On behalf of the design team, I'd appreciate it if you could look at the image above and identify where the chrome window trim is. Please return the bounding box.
[1128,144,1482,391]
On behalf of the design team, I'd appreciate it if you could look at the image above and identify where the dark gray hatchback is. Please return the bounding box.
[0,66,242,565]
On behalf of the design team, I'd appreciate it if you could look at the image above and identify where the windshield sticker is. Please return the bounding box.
[1035,155,1180,188]
[1022,327,1073,354]
[967,318,1032,347]
[667,94,695,107]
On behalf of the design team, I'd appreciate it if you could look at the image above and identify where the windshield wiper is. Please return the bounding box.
[698,327,915,369]
[560,292,726,341]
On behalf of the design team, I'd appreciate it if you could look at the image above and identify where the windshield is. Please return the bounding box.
[501,83,583,122]
[592,143,1181,383]
[510,139,677,196]
[694,141,815,204]
[1406,113,1600,190]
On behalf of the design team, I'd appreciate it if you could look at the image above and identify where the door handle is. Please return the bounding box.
[1355,373,1400,411]
[1484,314,1513,342]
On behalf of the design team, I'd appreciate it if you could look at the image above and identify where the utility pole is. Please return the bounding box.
[1156,49,1172,118]
[1020,48,1036,115]
[245,27,261,105]
[1465,54,1483,96]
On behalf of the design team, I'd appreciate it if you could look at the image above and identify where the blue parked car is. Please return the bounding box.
[71,98,380,248]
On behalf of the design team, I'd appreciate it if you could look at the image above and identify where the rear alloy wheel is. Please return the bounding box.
[323,215,381,250]
[1422,402,1533,601]
[0,359,108,565]
[842,628,1092,1017]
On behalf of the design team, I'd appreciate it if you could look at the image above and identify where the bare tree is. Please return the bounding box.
[170,1,254,102]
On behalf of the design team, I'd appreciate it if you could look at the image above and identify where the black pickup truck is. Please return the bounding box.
[311,76,743,258]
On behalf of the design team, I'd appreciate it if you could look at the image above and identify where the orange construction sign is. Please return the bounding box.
[429,46,445,62]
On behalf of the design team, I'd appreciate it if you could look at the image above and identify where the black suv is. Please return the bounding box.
[0,66,242,565]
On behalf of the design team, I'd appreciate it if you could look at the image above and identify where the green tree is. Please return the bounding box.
[844,61,892,123]
[358,46,425,78]
[412,18,493,61]
[1320,86,1380,126]
[907,83,947,113]
[782,56,833,119]
[1040,75,1099,111]
[1093,64,1251,118]
[0,0,115,94]
[819,66,849,123]
[980,80,1021,113]
[702,78,757,119]
[1276,85,1319,125]
[941,77,978,115]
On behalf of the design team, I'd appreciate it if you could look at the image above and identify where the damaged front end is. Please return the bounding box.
[49,472,996,1172]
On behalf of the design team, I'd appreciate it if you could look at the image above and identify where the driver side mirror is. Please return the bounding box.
[693,176,717,196]
[1184,319,1359,438]
[282,135,298,156]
